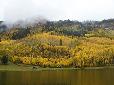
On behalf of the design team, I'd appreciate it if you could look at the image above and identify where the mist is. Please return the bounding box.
[1,0,114,22]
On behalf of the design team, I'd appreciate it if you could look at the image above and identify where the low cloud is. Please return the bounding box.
[1,0,114,22]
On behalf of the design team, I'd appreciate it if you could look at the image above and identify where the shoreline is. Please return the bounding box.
[0,64,114,71]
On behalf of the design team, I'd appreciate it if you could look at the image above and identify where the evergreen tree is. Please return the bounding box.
[1,55,8,65]
[60,39,62,46]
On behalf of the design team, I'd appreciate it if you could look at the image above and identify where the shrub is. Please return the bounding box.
[1,55,8,64]
[13,58,22,64]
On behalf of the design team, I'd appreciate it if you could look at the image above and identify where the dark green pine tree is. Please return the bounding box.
[1,55,8,65]
[60,39,62,46]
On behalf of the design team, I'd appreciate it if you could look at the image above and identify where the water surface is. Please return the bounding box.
[0,68,114,85]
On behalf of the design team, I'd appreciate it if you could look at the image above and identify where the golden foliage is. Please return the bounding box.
[1,33,114,67]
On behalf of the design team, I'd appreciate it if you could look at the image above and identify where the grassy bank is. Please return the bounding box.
[0,64,114,71]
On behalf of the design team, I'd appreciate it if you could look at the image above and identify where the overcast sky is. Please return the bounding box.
[0,0,114,22]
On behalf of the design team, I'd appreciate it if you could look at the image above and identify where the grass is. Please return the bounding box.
[0,64,33,71]
[0,63,114,71]
[0,64,80,71]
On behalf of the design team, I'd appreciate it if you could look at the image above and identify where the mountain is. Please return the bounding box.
[0,19,114,67]
[1,18,114,40]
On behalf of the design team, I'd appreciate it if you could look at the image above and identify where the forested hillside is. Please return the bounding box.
[0,19,114,67]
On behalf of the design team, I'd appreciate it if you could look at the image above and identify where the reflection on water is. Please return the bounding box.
[0,68,114,85]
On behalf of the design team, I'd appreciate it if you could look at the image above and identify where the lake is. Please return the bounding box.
[0,68,114,85]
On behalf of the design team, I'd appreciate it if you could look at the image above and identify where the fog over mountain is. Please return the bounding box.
[0,0,114,22]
